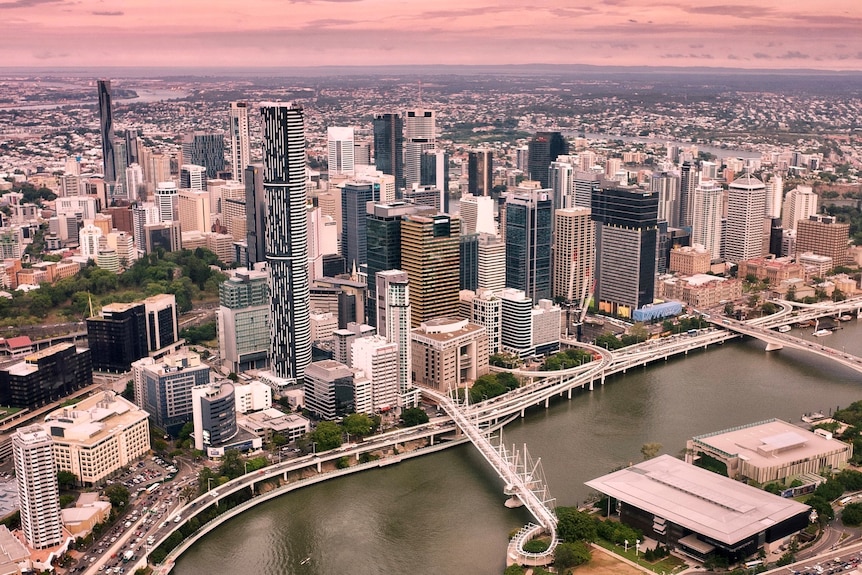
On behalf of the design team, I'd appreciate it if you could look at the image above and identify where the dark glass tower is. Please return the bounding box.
[460,233,479,291]
[679,160,697,228]
[261,103,312,381]
[85,303,148,372]
[245,164,267,267]
[97,79,116,183]
[182,132,226,179]
[591,186,659,316]
[527,132,568,188]
[505,190,553,301]
[468,149,493,196]
[373,113,404,191]
[340,182,373,271]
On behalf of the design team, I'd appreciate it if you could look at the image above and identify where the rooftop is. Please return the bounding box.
[43,391,148,445]
[691,418,850,468]
[585,455,810,545]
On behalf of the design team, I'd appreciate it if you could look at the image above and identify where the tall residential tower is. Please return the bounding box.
[261,103,312,381]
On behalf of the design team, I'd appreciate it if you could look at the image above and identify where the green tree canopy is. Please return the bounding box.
[310,421,342,451]
[842,502,862,526]
[554,541,591,569]
[57,470,78,490]
[342,413,375,438]
[556,506,597,543]
[104,483,130,508]
[401,407,429,427]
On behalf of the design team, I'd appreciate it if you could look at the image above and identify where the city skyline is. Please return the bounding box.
[2,0,862,70]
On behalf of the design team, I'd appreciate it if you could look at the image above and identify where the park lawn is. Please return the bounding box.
[569,547,642,574]
[593,540,687,573]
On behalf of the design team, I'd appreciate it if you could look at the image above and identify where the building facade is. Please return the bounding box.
[13,425,62,549]
[411,318,489,391]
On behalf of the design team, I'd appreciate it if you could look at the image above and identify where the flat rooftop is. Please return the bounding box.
[585,455,809,545]
[43,390,148,445]
[691,419,850,468]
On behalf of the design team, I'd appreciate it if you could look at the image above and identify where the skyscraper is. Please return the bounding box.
[229,102,252,183]
[527,131,568,188]
[552,207,594,305]
[13,425,62,549]
[376,270,415,407]
[401,213,460,326]
[651,171,681,228]
[155,181,178,223]
[678,160,698,228]
[504,188,553,302]
[725,173,766,263]
[404,109,436,188]
[372,113,404,191]
[592,186,659,317]
[468,148,493,196]
[781,185,818,232]
[97,79,116,184]
[245,164,266,267]
[340,181,373,270]
[182,132,225,179]
[691,180,724,260]
[327,127,356,176]
[261,103,312,381]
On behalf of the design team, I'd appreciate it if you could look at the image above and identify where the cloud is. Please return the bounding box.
[0,0,61,8]
[92,10,123,16]
[776,50,810,59]
[32,50,68,59]
[684,5,773,18]
[752,52,770,59]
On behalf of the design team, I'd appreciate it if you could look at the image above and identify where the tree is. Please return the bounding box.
[309,421,342,451]
[401,407,429,427]
[554,541,591,569]
[57,470,78,490]
[177,421,194,442]
[640,442,662,460]
[342,413,375,438]
[219,449,245,479]
[556,506,597,543]
[104,484,130,509]
[806,494,835,524]
[503,565,525,575]
[842,502,862,526]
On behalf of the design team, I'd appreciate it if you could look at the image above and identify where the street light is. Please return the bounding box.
[312,441,317,455]
[243,461,248,475]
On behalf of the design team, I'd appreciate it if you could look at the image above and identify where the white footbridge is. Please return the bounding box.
[420,386,559,566]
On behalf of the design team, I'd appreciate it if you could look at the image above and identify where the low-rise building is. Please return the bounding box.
[43,391,150,486]
[60,492,111,538]
[658,274,743,308]
[233,380,272,414]
[0,343,92,409]
[586,455,811,563]
[737,256,803,286]
[238,408,310,444]
[411,317,489,391]
[685,419,852,485]
[668,244,712,275]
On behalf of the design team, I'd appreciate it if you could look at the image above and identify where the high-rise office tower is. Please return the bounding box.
[420,148,448,193]
[261,103,312,381]
[459,194,496,236]
[245,164,266,267]
[781,185,818,233]
[112,137,129,199]
[548,157,575,212]
[376,270,415,407]
[365,202,430,326]
[527,131,568,188]
[97,79,116,184]
[404,110,436,188]
[592,186,659,316]
[572,170,602,210]
[327,127,356,176]
[401,213,460,326]
[552,207,594,305]
[354,141,371,166]
[651,171,681,228]
[178,189,211,234]
[229,102,252,183]
[468,148,493,196]
[86,302,148,372]
[180,164,207,191]
[219,268,271,373]
[678,160,698,228]
[796,214,850,266]
[691,180,724,260]
[765,174,783,219]
[155,181,179,223]
[13,425,62,549]
[725,173,766,263]
[504,188,553,302]
[125,129,139,166]
[341,181,373,270]
[182,132,225,179]
[373,113,404,191]
[460,233,479,291]
[125,163,145,201]
[477,233,506,291]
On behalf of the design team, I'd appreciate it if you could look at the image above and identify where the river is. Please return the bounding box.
[174,321,862,575]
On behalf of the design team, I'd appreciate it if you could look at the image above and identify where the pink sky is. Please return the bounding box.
[2,0,862,70]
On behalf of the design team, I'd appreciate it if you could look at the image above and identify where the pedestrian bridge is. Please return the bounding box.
[420,386,559,566]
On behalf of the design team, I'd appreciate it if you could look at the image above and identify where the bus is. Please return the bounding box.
[146,482,161,494]
[839,496,852,506]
